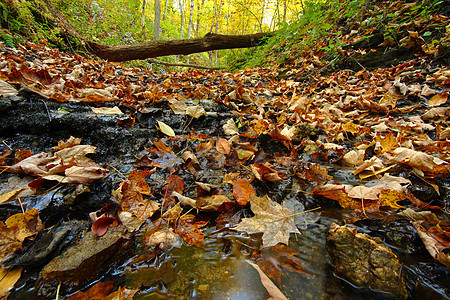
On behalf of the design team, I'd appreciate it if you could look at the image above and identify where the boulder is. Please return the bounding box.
[326,223,407,299]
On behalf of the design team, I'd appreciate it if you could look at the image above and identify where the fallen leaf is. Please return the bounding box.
[246,260,287,300]
[92,217,118,236]
[256,244,309,286]
[0,267,22,297]
[145,228,183,250]
[216,137,231,155]
[223,118,239,135]
[0,79,18,97]
[90,106,123,115]
[67,281,114,300]
[233,178,255,205]
[156,120,176,137]
[251,163,286,182]
[343,150,365,167]
[186,105,207,118]
[428,92,448,107]
[234,195,300,248]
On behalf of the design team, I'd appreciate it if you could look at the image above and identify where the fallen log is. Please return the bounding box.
[85,32,273,62]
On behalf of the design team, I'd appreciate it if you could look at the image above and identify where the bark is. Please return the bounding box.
[85,32,273,62]
[154,0,161,40]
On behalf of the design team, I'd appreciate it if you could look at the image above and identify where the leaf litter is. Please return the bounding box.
[0,1,449,298]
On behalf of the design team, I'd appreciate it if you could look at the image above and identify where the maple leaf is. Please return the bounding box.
[391,147,449,176]
[256,244,310,286]
[234,195,301,248]
[294,162,332,185]
[113,180,160,220]
[174,215,207,248]
[127,169,154,196]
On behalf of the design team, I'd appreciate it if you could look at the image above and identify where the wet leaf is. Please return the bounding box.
[256,244,309,286]
[233,178,255,205]
[234,195,301,248]
[114,180,160,220]
[128,169,154,196]
[246,260,287,300]
[294,163,332,184]
[145,228,183,251]
[66,281,114,300]
[104,286,139,300]
[174,215,207,248]
[251,163,286,182]
[92,217,118,236]
[0,267,22,297]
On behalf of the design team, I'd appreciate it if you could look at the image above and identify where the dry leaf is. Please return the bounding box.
[223,118,239,135]
[90,106,123,115]
[156,120,176,137]
[428,92,448,107]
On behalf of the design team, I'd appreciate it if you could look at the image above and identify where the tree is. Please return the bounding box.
[154,0,161,40]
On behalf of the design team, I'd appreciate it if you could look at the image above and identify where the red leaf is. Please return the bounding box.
[92,217,117,237]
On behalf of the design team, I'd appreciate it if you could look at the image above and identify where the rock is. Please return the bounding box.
[2,220,87,268]
[326,223,407,299]
[41,225,129,284]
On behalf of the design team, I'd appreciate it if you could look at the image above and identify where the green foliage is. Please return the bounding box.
[231,0,449,70]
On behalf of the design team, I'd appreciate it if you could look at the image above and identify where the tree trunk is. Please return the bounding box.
[154,0,161,40]
[86,32,273,62]
[142,0,146,40]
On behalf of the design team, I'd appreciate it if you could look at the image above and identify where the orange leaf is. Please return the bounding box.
[216,137,231,155]
[428,92,448,107]
[196,137,214,153]
[233,178,255,205]
[128,169,154,196]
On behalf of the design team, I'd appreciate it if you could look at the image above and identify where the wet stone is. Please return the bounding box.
[40,225,129,284]
[326,223,408,299]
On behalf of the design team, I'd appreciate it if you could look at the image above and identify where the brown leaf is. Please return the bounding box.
[216,137,231,155]
[114,180,160,220]
[162,175,184,207]
[233,178,255,205]
[256,244,309,286]
[67,281,114,300]
[174,215,207,248]
[196,137,214,153]
[251,163,286,182]
[294,163,332,184]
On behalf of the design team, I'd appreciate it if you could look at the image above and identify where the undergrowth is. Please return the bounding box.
[229,0,448,70]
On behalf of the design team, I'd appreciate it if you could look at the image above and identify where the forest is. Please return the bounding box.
[0,0,449,299]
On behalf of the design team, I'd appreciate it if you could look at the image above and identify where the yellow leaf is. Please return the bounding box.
[156,120,175,137]
[90,106,123,115]
[0,267,22,297]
